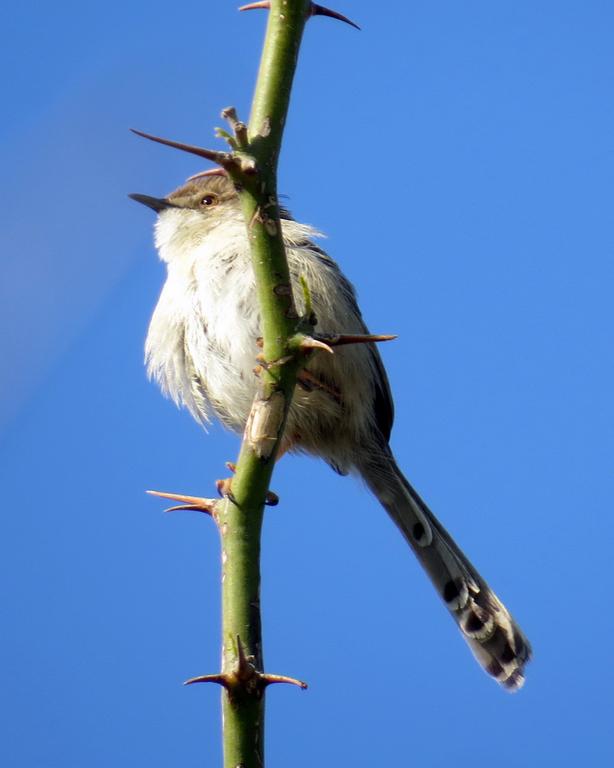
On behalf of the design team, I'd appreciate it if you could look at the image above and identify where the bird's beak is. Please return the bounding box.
[128,193,176,213]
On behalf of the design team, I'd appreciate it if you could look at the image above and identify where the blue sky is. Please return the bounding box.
[1,1,613,765]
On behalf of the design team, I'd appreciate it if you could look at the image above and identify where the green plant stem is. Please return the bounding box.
[218,2,311,767]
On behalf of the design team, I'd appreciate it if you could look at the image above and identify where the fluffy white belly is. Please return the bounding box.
[145,214,383,470]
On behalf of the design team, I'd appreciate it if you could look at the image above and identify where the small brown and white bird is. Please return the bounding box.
[131,173,532,690]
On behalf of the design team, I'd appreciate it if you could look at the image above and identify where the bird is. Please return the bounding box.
[130,171,531,691]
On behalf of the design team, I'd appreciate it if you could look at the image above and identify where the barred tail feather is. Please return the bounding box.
[358,450,532,691]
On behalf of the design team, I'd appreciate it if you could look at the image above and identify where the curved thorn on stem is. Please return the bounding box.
[239,1,360,31]
[264,491,279,507]
[311,3,360,30]
[164,504,212,514]
[146,489,216,516]
[260,673,308,690]
[317,333,397,347]
[184,674,229,687]
[130,128,231,166]
[238,1,269,10]
[299,336,334,354]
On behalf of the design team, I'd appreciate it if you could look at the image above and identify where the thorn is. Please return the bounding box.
[225,461,237,474]
[146,490,216,515]
[317,333,397,347]
[164,504,210,513]
[184,673,229,687]
[238,0,269,10]
[187,168,228,181]
[130,128,232,167]
[299,336,334,355]
[239,1,360,30]
[310,3,360,30]
[265,491,279,507]
[260,673,308,690]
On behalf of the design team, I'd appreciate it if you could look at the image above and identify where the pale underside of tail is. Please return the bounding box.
[359,451,532,691]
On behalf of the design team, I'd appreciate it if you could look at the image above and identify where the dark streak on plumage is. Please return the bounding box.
[443,578,462,604]
[500,642,516,664]
[412,522,425,541]
[464,611,485,633]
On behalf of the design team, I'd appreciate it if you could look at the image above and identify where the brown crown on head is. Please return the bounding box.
[165,172,238,207]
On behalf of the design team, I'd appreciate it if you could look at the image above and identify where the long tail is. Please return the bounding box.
[358,448,532,691]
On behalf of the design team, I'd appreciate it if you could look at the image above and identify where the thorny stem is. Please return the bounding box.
[218,2,312,767]
[135,0,362,762]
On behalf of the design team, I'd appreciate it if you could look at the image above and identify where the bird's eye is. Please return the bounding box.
[200,194,218,207]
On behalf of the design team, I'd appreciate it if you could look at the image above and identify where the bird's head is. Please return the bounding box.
[130,173,244,261]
